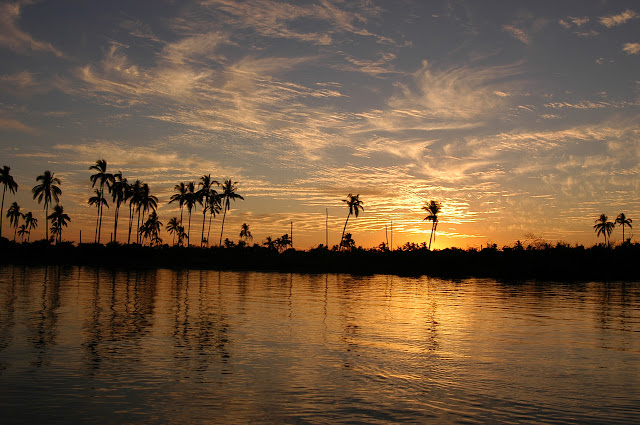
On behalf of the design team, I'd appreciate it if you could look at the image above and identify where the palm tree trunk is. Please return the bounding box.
[201,204,207,248]
[113,206,119,243]
[0,186,6,238]
[136,209,141,244]
[94,206,100,243]
[428,221,435,250]
[188,210,192,246]
[219,207,227,246]
[127,203,133,244]
[340,213,350,251]
[207,212,213,247]
[45,205,49,242]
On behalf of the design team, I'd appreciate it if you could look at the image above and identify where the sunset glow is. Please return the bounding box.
[1,0,639,249]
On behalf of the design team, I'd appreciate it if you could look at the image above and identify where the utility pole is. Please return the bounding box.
[326,208,328,248]
[291,221,293,249]
[390,220,393,252]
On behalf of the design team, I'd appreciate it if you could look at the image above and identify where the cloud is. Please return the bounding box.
[503,24,530,45]
[0,116,38,134]
[0,70,45,95]
[623,42,640,55]
[0,1,64,57]
[599,9,639,28]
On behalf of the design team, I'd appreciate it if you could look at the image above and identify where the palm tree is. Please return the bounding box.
[140,212,162,246]
[198,174,218,247]
[239,223,252,243]
[423,200,442,250]
[0,165,18,239]
[340,194,363,251]
[88,189,108,243]
[169,182,188,223]
[166,217,181,246]
[89,159,114,244]
[263,236,276,251]
[32,170,62,242]
[6,201,22,242]
[110,172,128,243]
[48,204,70,244]
[275,234,292,252]
[594,214,615,246]
[206,189,222,246]
[340,232,355,251]
[615,213,632,244]
[219,179,244,246]
[23,211,37,242]
[17,224,28,242]
[127,179,142,244]
[183,181,198,246]
[136,183,158,244]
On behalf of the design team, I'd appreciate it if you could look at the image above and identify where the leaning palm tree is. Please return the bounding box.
[110,172,128,243]
[340,194,363,251]
[6,201,22,242]
[88,189,108,244]
[239,223,252,243]
[423,200,442,250]
[615,213,632,244]
[166,217,181,246]
[219,179,244,246]
[594,214,615,246]
[32,171,62,242]
[48,204,70,244]
[0,165,18,239]
[23,211,37,242]
[169,182,188,224]
[89,159,114,244]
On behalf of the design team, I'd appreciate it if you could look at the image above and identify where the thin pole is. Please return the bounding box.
[385,225,389,248]
[326,209,328,248]
[291,221,293,249]
[390,220,393,252]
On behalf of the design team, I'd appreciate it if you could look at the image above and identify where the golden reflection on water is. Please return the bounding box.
[1,266,640,424]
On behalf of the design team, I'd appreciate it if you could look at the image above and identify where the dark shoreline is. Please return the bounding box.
[2,238,639,281]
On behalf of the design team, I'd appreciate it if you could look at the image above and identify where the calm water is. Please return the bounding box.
[0,266,639,424]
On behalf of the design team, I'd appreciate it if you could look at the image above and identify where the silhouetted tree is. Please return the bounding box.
[340,194,363,251]
[48,204,70,244]
[340,232,355,251]
[89,159,114,244]
[276,233,292,252]
[423,200,441,250]
[88,189,108,243]
[0,165,18,239]
[17,224,28,242]
[594,214,615,246]
[166,216,181,246]
[169,182,188,224]
[136,183,158,244]
[206,189,221,246]
[32,170,61,242]
[615,213,632,244]
[127,180,142,244]
[6,201,22,242]
[183,181,198,246]
[198,174,218,247]
[239,223,252,243]
[23,211,37,242]
[140,212,162,246]
[219,179,244,246]
[263,236,277,251]
[110,172,128,243]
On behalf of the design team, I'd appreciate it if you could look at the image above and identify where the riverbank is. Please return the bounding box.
[2,238,639,281]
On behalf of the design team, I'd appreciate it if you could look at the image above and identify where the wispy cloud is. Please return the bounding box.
[0,115,38,134]
[599,9,639,28]
[0,1,64,57]
[623,42,640,55]
[503,24,530,45]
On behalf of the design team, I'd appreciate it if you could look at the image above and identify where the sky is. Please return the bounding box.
[1,0,639,249]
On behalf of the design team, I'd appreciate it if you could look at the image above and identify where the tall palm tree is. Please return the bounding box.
[23,211,37,242]
[423,200,442,250]
[48,204,70,244]
[17,224,28,242]
[0,165,18,239]
[6,201,22,242]
[169,182,188,224]
[88,189,108,243]
[594,214,615,246]
[239,223,252,243]
[183,181,198,246]
[127,180,142,244]
[136,183,158,244]
[89,159,114,244]
[615,213,632,244]
[110,172,128,243]
[340,194,363,251]
[198,174,218,247]
[219,179,244,246]
[166,217,181,246]
[206,189,222,247]
[32,170,62,242]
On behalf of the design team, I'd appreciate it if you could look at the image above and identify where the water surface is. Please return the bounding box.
[1,266,639,424]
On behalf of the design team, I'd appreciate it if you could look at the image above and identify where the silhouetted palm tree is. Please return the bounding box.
[423,200,441,250]
[88,189,108,243]
[32,170,61,242]
[206,189,222,246]
[263,236,276,251]
[48,204,70,244]
[239,223,252,243]
[183,182,198,246]
[166,217,181,246]
[594,214,615,246]
[169,182,188,224]
[110,172,128,243]
[23,211,37,242]
[17,224,28,242]
[340,232,355,251]
[0,165,18,239]
[140,212,162,246]
[219,179,244,246]
[136,183,158,244]
[198,174,218,247]
[275,234,292,252]
[89,159,114,244]
[340,194,363,251]
[127,179,142,244]
[615,213,632,244]
[6,201,22,242]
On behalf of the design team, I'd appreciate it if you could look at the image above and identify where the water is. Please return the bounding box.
[1,266,639,424]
